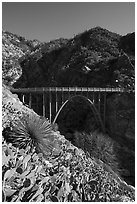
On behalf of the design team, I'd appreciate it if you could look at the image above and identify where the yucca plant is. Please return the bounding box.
[3,114,56,156]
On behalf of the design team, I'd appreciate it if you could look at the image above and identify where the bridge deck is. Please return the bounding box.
[10,87,129,93]
[9,86,134,129]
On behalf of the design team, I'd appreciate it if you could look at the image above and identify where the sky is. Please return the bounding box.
[2,2,135,43]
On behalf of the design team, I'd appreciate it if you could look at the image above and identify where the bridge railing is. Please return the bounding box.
[10,87,134,124]
[10,87,127,94]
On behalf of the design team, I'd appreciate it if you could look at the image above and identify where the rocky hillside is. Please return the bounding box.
[2,30,40,86]
[2,85,135,202]
[2,30,68,86]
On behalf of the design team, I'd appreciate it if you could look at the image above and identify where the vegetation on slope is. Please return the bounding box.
[2,26,135,189]
[2,86,135,202]
[9,27,134,91]
[2,29,68,86]
[2,134,135,202]
[2,27,135,91]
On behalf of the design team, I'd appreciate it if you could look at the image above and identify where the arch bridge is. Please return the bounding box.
[11,87,128,132]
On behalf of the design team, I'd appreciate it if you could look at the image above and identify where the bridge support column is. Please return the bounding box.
[42,92,46,117]
[29,93,32,108]
[55,88,58,113]
[68,87,70,99]
[49,89,52,123]
[92,91,95,104]
[36,95,39,114]
[103,92,106,129]
[62,88,64,105]
[86,88,89,98]
[98,92,101,113]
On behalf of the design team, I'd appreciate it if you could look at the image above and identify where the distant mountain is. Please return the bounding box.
[2,27,135,90]
[2,30,68,86]
[2,30,33,85]
[119,32,135,55]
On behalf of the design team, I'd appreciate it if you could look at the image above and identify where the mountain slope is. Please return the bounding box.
[2,30,32,85]
[8,27,134,90]
[2,29,68,86]
[2,85,135,202]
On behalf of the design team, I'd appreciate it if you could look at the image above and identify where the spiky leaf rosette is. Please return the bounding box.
[3,114,56,155]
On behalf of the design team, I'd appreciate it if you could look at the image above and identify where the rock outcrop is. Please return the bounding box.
[2,84,37,130]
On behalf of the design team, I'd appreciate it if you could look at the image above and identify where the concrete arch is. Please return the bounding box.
[53,95,105,132]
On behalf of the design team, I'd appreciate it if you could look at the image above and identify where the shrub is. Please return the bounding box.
[2,133,135,202]
[73,131,120,175]
[3,114,57,156]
